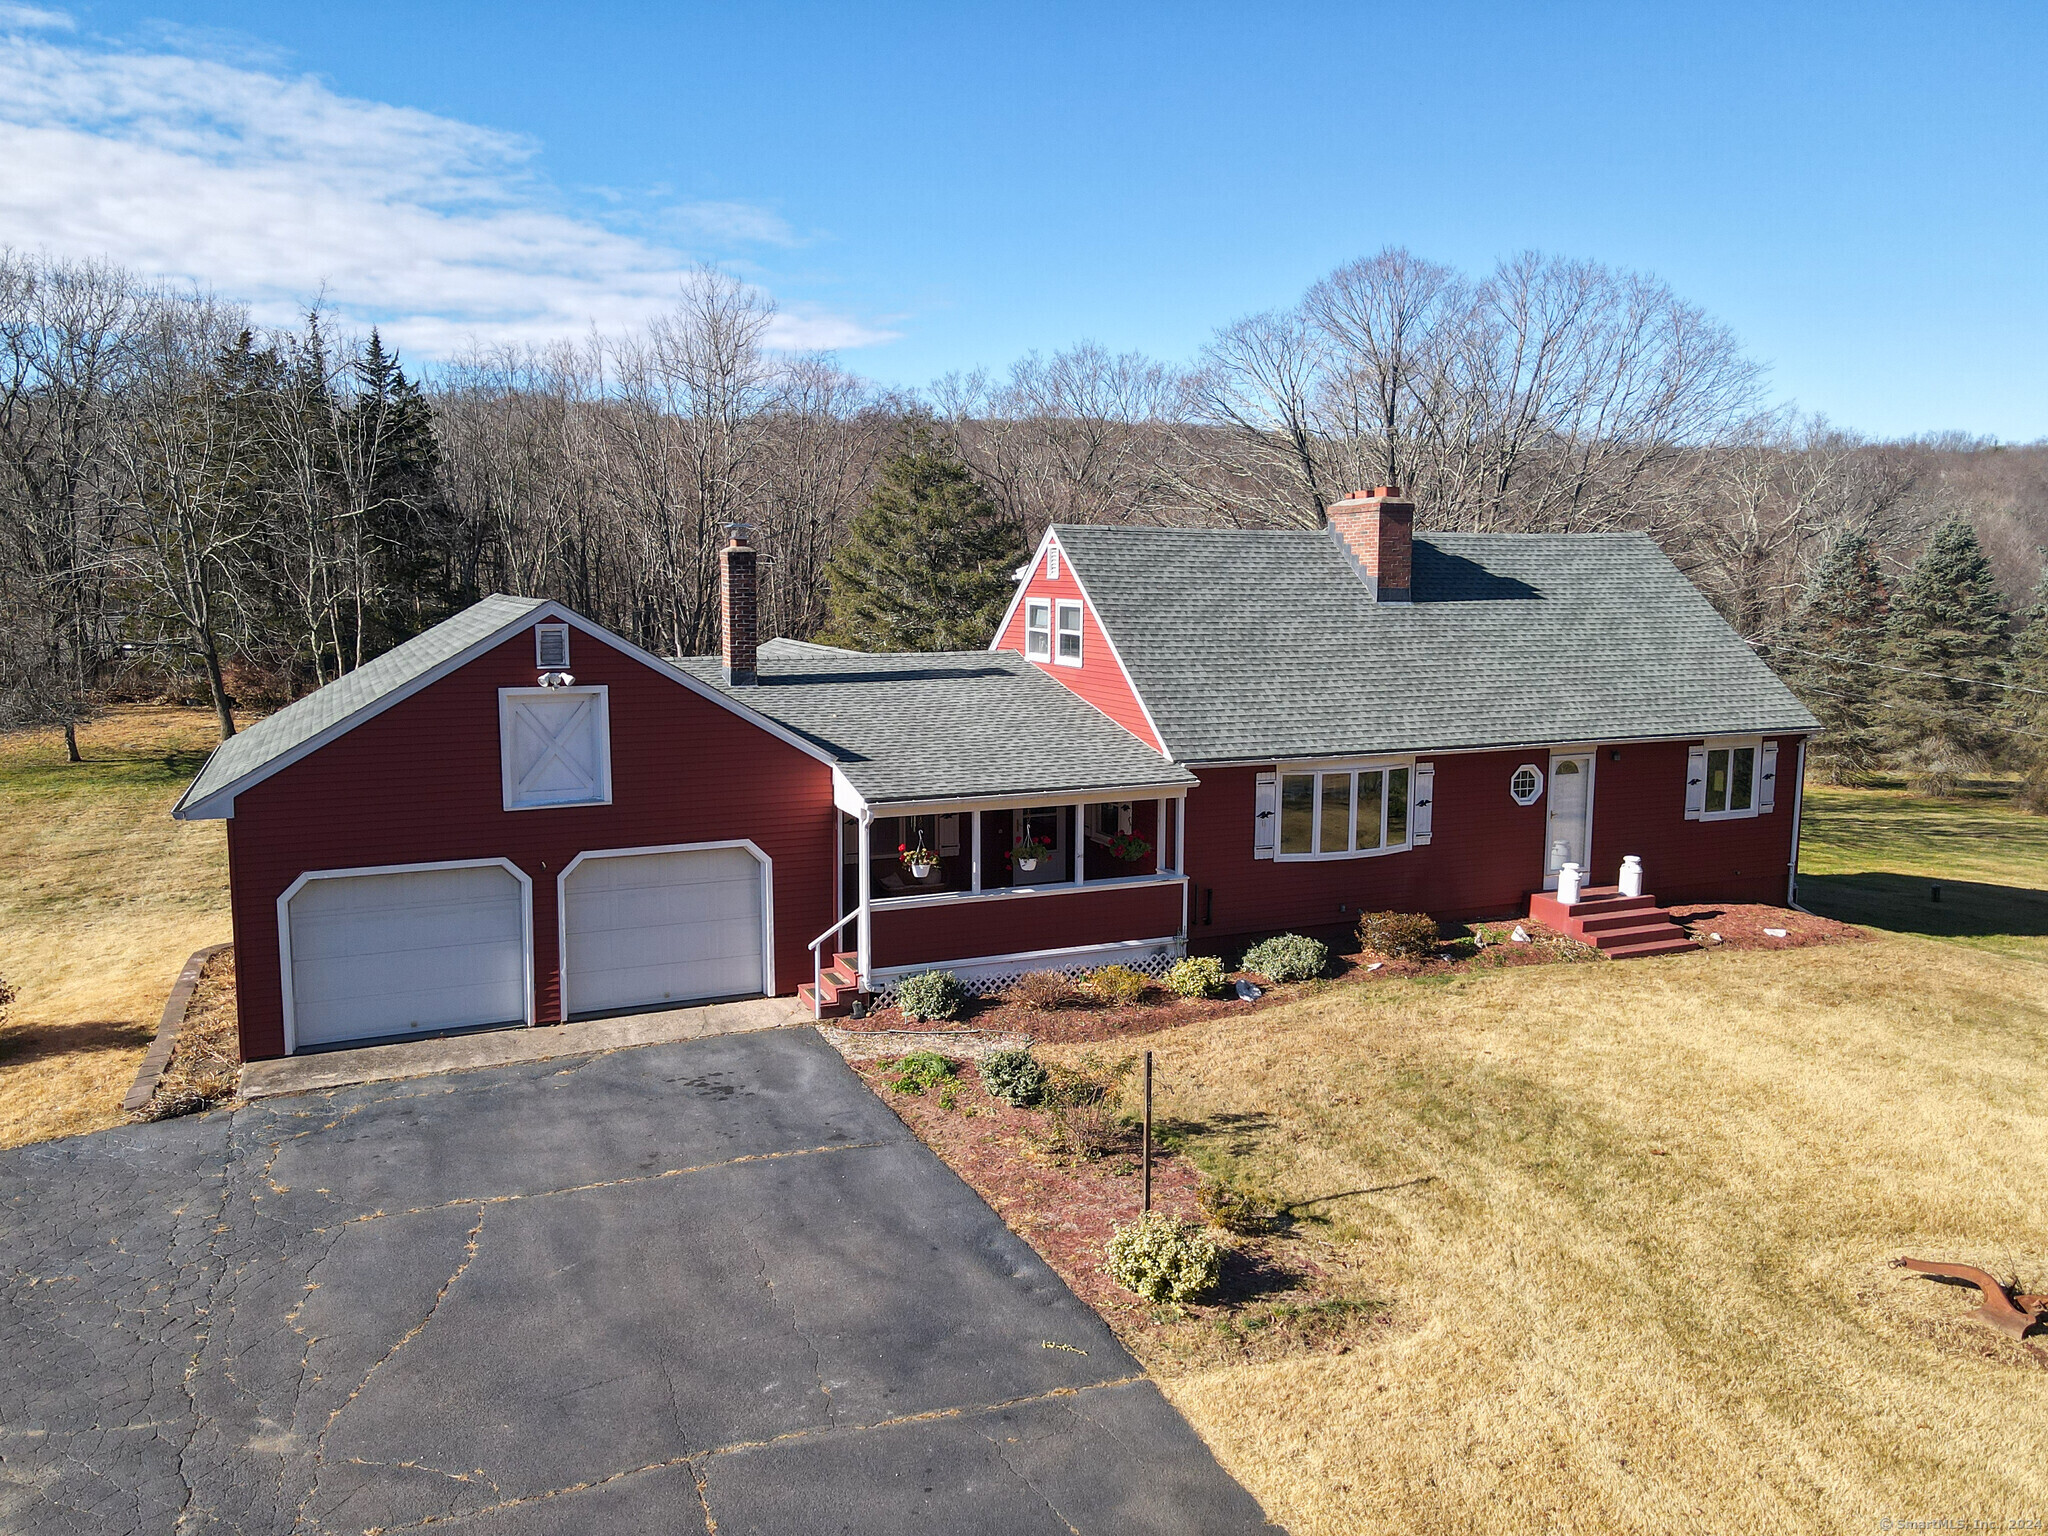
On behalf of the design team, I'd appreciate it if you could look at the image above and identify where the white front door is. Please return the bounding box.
[1543,753,1595,890]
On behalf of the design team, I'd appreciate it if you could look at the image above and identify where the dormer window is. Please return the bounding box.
[1025,600,1052,659]
[535,622,571,671]
[1055,600,1083,666]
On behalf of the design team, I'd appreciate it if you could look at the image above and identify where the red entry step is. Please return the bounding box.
[1526,887,1697,960]
[797,952,863,1018]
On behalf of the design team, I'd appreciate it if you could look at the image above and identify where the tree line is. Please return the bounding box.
[2,245,2044,799]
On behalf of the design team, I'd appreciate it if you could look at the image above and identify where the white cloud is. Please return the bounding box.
[0,17,894,358]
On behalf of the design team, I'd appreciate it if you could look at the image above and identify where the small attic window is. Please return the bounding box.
[535,623,570,671]
[1025,600,1052,659]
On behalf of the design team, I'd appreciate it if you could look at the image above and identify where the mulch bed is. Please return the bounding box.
[132,949,242,1121]
[848,1056,1391,1372]
[1668,902,1870,951]
[838,902,1869,1045]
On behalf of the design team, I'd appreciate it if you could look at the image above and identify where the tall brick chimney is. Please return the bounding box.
[1326,486,1414,603]
[720,524,758,686]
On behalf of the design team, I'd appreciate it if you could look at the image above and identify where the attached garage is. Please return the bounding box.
[560,842,771,1019]
[281,860,533,1052]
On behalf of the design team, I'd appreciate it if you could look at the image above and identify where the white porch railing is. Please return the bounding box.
[807,909,860,1020]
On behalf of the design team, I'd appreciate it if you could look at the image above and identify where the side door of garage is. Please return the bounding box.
[283,860,532,1052]
[561,844,769,1019]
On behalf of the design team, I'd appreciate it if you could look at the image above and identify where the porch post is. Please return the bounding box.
[856,811,873,987]
[1156,798,1167,874]
[970,809,982,893]
[1174,797,1185,874]
[1073,804,1085,886]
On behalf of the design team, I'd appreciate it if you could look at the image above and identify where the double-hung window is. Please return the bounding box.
[1277,762,1412,859]
[1688,736,1777,820]
[1054,600,1083,665]
[1024,599,1052,660]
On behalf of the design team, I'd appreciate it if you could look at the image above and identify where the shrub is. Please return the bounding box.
[1196,1176,1267,1235]
[1043,1052,1136,1160]
[1104,1214,1224,1303]
[1357,910,1440,960]
[1085,964,1149,1007]
[1012,969,1078,1011]
[1164,955,1227,999]
[1241,933,1328,983]
[978,1048,1048,1107]
[895,969,966,1023]
[889,1050,956,1095]
[0,971,12,1026]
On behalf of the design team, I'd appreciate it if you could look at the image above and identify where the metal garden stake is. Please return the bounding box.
[1142,1051,1153,1214]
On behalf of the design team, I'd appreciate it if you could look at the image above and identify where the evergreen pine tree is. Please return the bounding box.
[817,426,1026,651]
[2007,567,2048,811]
[1778,529,1891,783]
[1878,518,2011,795]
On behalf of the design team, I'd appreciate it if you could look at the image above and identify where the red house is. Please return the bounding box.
[176,490,1817,1059]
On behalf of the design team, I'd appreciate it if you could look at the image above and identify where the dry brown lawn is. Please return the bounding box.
[0,707,229,1147]
[1104,939,2048,1534]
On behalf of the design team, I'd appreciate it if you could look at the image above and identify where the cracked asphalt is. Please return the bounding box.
[0,1028,1276,1535]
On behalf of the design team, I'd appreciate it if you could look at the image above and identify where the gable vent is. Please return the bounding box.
[535,623,571,671]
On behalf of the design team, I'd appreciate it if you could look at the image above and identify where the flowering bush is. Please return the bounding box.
[1104,1214,1223,1303]
[1240,933,1329,983]
[1164,955,1227,998]
[895,969,966,1022]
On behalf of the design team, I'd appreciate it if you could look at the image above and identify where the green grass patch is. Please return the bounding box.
[1799,779,2048,964]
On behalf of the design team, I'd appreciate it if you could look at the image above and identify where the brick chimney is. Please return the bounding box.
[720,524,758,686]
[1326,485,1414,603]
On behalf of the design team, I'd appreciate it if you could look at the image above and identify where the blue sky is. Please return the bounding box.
[3,1,2043,438]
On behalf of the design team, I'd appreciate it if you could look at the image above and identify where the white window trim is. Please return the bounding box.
[1273,758,1418,862]
[1054,599,1084,667]
[555,839,774,1019]
[1510,763,1545,806]
[276,857,535,1057]
[499,685,613,812]
[1698,735,1764,822]
[1024,598,1052,660]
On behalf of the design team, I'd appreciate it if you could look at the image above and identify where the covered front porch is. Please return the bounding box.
[805,788,1190,1016]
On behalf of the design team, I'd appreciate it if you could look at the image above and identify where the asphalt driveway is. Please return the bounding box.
[0,1029,1275,1534]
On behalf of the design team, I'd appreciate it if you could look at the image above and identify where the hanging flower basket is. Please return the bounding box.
[1008,836,1055,873]
[898,842,936,880]
[1104,833,1153,864]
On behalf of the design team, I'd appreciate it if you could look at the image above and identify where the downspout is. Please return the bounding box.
[1787,736,1809,910]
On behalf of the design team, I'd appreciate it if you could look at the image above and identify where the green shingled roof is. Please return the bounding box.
[173,594,550,816]
[674,642,1194,805]
[1049,524,1819,763]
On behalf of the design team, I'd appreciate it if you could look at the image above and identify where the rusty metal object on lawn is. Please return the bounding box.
[1893,1257,2048,1339]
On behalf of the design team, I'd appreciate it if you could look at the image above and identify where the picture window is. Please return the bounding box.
[1277,763,1413,860]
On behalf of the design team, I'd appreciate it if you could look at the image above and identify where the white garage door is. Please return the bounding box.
[286,863,528,1051]
[563,846,767,1018]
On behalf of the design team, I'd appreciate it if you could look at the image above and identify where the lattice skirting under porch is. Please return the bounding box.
[867,935,1185,1003]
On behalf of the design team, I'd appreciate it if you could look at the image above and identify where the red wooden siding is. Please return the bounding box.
[1180,739,1803,944]
[871,882,1184,970]
[991,538,1162,750]
[224,625,838,1059]
[1584,736,1805,907]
